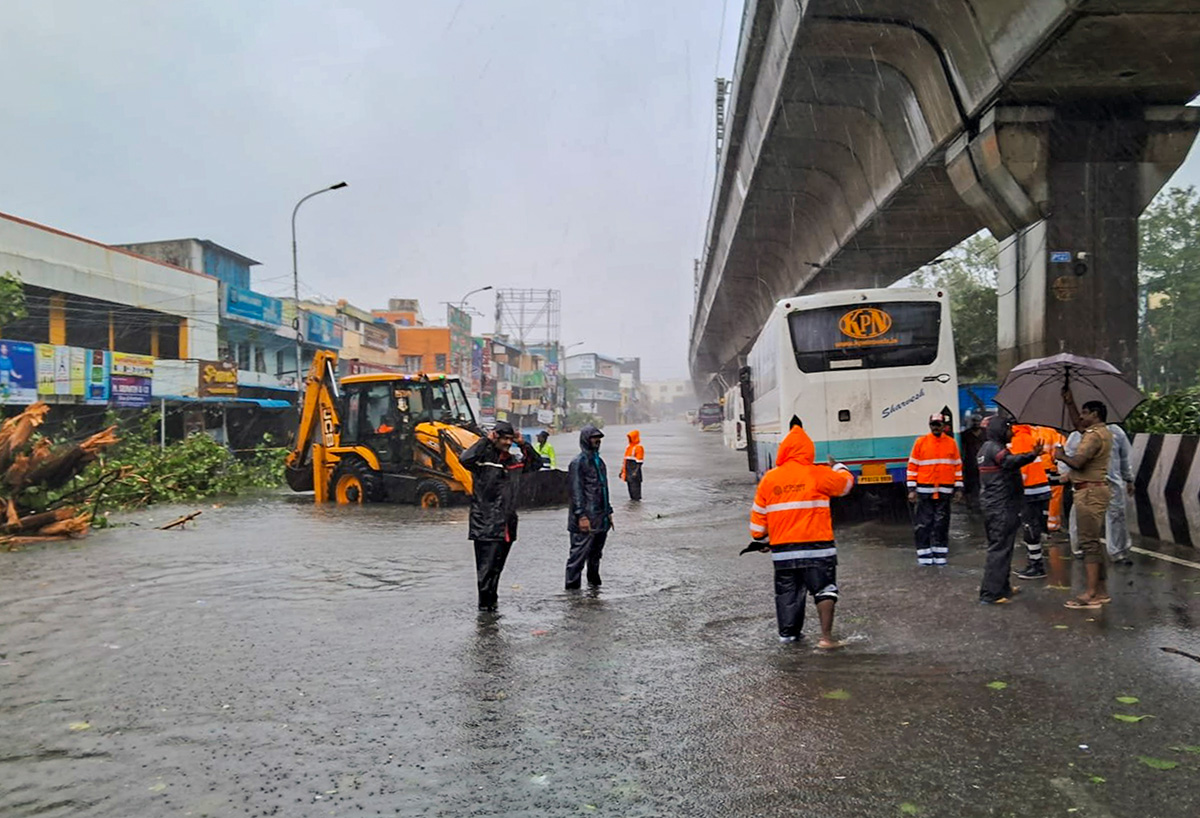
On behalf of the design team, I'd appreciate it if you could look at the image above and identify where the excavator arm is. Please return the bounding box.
[284,350,342,496]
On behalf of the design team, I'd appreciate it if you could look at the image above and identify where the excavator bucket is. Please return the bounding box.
[516,469,570,508]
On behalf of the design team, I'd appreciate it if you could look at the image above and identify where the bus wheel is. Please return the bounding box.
[417,480,451,508]
[329,458,383,504]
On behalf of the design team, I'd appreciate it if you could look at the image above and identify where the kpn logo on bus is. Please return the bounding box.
[839,307,892,340]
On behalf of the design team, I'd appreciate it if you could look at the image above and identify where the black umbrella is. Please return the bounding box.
[994,353,1144,431]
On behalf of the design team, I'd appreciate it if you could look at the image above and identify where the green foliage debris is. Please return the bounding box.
[1138,756,1178,771]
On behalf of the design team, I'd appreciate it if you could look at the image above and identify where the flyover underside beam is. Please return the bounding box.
[951,106,1200,379]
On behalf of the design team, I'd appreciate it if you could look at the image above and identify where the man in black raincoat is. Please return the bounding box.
[460,420,543,611]
[565,424,613,589]
[977,415,1044,604]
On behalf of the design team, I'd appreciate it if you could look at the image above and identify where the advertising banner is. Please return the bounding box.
[85,349,110,405]
[52,345,71,394]
[447,305,473,378]
[362,322,391,352]
[111,375,152,408]
[111,352,154,408]
[36,344,55,394]
[69,346,86,396]
[0,340,37,405]
[470,338,484,396]
[198,359,238,397]
[223,285,283,326]
[565,354,595,378]
[306,311,343,349]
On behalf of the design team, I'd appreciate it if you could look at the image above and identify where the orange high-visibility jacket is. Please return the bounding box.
[620,430,644,481]
[749,425,854,560]
[1033,426,1063,482]
[906,433,963,495]
[1012,425,1051,497]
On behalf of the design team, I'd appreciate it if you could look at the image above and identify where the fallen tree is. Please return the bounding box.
[0,403,122,549]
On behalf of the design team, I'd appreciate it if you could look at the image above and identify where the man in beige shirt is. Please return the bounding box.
[1053,394,1113,609]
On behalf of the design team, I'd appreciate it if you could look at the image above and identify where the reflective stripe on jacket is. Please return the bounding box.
[749,425,854,558]
[1012,425,1051,497]
[906,433,963,494]
[620,429,644,481]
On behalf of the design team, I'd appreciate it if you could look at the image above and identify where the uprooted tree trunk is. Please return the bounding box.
[0,403,121,549]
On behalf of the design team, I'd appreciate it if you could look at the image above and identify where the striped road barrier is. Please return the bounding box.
[1128,433,1200,548]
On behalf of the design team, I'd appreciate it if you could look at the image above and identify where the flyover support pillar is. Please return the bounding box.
[947,105,1200,379]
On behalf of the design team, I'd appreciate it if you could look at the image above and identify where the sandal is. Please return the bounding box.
[1064,598,1102,610]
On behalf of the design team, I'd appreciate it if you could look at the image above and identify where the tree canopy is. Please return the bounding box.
[906,232,999,383]
[1139,185,1200,395]
[0,271,26,329]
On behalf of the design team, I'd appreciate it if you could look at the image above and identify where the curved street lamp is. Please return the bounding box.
[453,286,493,377]
[291,181,348,397]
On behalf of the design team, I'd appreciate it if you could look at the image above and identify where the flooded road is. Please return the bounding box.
[3,422,1199,817]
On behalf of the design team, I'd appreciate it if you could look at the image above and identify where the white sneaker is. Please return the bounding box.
[778,635,798,644]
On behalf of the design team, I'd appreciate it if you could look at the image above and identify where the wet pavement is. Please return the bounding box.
[2,421,1199,817]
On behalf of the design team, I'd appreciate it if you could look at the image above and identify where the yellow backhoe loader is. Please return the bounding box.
[284,351,567,507]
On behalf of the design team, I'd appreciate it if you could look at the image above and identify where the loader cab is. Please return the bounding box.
[339,374,478,469]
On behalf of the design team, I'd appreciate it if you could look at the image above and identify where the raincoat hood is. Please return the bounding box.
[627,430,640,445]
[776,425,815,467]
[579,425,604,452]
[984,415,1012,443]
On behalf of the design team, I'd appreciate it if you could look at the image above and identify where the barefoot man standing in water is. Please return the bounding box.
[749,418,855,648]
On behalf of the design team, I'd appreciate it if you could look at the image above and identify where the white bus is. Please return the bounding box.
[722,385,747,451]
[744,288,958,489]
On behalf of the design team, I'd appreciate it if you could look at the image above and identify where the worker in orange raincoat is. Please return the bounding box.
[749,419,855,648]
[906,413,963,565]
[1011,425,1054,579]
[620,430,645,501]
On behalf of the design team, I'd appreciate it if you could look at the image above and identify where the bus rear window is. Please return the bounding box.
[788,302,941,372]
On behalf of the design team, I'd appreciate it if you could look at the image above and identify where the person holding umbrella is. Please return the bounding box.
[1053,393,1113,609]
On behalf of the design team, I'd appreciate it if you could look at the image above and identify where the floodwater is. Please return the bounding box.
[2,422,1198,817]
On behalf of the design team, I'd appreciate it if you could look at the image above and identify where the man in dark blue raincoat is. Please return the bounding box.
[565,424,613,589]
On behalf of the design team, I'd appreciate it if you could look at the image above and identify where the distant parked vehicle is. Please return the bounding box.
[698,402,722,431]
[685,409,697,425]
[722,386,747,450]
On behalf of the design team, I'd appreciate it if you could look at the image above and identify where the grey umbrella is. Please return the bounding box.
[994,353,1144,431]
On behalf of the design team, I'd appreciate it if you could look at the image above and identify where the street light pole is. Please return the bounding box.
[560,340,585,416]
[291,181,348,399]
[454,285,493,379]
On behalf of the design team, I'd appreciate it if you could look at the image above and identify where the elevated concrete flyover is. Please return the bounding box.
[691,0,1200,389]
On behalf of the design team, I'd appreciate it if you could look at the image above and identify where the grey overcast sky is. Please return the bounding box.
[2,3,1199,381]
[0,0,744,381]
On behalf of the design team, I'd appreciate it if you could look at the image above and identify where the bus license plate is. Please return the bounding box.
[859,464,892,484]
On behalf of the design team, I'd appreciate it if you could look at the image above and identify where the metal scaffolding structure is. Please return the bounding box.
[493,289,561,350]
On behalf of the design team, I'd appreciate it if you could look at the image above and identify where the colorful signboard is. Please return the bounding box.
[111,352,154,408]
[69,346,86,396]
[198,359,238,397]
[85,349,110,405]
[362,322,391,352]
[0,340,37,405]
[111,375,152,407]
[447,305,473,379]
[306,311,343,349]
[36,344,55,394]
[223,285,283,326]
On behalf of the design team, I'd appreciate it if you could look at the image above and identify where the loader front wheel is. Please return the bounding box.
[416,479,452,508]
[329,458,383,504]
